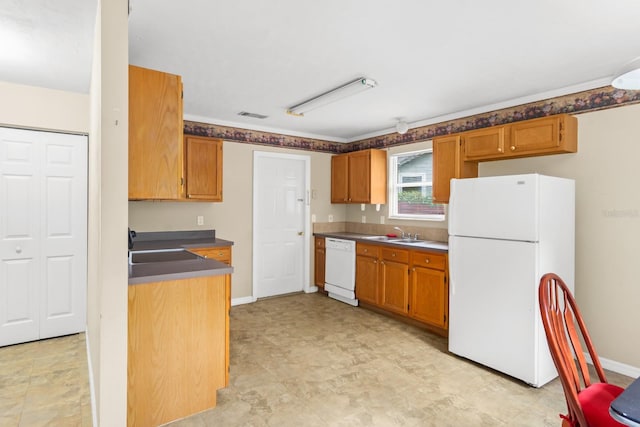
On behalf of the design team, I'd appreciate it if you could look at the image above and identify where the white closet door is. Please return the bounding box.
[39,132,87,340]
[0,128,87,346]
[0,128,41,345]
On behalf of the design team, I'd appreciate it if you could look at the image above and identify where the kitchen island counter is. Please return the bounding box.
[128,230,234,284]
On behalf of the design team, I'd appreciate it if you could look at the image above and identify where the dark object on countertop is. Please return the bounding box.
[128,228,137,250]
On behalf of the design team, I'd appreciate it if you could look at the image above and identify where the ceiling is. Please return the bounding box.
[3,1,640,142]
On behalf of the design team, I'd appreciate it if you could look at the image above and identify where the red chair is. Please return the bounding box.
[538,273,625,427]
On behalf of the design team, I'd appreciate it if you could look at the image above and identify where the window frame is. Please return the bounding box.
[388,148,445,221]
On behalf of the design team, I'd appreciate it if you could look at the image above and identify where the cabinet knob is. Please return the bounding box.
[425,258,430,263]
[497,147,503,153]
[364,249,368,253]
[392,253,396,257]
[510,146,516,151]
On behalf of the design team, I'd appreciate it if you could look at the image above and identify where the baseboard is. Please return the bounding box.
[305,285,319,293]
[584,352,640,378]
[85,329,98,427]
[231,296,256,306]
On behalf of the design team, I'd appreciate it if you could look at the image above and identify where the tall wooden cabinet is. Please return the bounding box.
[331,149,387,204]
[432,135,478,203]
[129,65,184,200]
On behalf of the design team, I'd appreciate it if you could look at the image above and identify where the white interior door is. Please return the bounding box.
[0,128,41,345]
[0,128,87,346]
[253,151,309,299]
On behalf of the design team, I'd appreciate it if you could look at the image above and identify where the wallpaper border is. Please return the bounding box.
[184,86,640,154]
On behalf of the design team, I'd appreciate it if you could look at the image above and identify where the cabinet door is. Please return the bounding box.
[379,259,409,315]
[462,126,507,160]
[185,136,223,201]
[129,65,184,200]
[347,150,371,203]
[355,255,379,305]
[314,238,325,288]
[410,266,447,328]
[433,136,478,204]
[509,115,577,156]
[331,154,349,203]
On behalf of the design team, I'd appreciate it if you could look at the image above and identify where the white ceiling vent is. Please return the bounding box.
[238,111,268,119]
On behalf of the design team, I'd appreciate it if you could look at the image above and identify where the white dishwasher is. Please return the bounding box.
[324,238,358,306]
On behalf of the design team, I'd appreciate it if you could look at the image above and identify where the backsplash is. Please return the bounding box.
[313,222,448,243]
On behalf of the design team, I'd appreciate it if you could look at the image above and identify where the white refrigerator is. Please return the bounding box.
[448,174,575,387]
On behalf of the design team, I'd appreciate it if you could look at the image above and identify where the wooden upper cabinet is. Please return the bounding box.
[331,149,387,204]
[184,136,223,201]
[129,65,184,200]
[331,154,349,203]
[508,114,577,157]
[462,126,508,161]
[432,135,478,204]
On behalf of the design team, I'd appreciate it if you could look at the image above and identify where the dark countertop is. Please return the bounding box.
[128,230,234,285]
[313,232,448,253]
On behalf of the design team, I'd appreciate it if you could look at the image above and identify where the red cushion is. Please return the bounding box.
[578,382,625,426]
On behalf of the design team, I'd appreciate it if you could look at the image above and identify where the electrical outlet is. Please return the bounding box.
[197,215,204,226]
[328,214,334,223]
[361,215,366,223]
[380,216,385,224]
[311,214,316,223]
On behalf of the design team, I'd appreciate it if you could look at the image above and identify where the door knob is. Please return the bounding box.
[298,231,304,236]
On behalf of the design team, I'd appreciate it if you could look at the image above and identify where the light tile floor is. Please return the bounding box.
[169,292,633,427]
[0,293,632,427]
[0,333,92,427]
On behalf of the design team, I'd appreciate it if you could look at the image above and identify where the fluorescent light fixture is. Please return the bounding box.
[287,77,377,116]
[612,57,640,90]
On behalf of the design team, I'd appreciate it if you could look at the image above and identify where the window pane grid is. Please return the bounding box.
[389,149,444,220]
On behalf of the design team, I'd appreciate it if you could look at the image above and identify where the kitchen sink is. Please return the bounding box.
[388,239,425,244]
[129,248,203,265]
[361,235,395,241]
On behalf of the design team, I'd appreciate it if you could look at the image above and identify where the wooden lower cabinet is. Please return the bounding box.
[188,245,232,385]
[410,250,448,330]
[314,237,325,289]
[127,274,229,427]
[355,243,380,305]
[353,242,449,335]
[379,247,409,315]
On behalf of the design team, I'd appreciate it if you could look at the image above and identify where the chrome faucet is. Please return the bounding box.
[393,227,406,238]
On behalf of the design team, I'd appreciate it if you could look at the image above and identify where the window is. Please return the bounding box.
[389,149,445,220]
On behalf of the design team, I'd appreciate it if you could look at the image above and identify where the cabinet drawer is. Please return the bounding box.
[381,247,409,263]
[411,251,446,271]
[189,247,231,264]
[315,237,325,249]
[356,243,379,257]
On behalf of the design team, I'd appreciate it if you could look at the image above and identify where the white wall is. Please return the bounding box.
[0,81,89,132]
[480,104,640,370]
[129,141,341,300]
[87,0,129,425]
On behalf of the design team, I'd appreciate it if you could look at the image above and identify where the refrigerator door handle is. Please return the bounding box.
[448,237,455,296]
